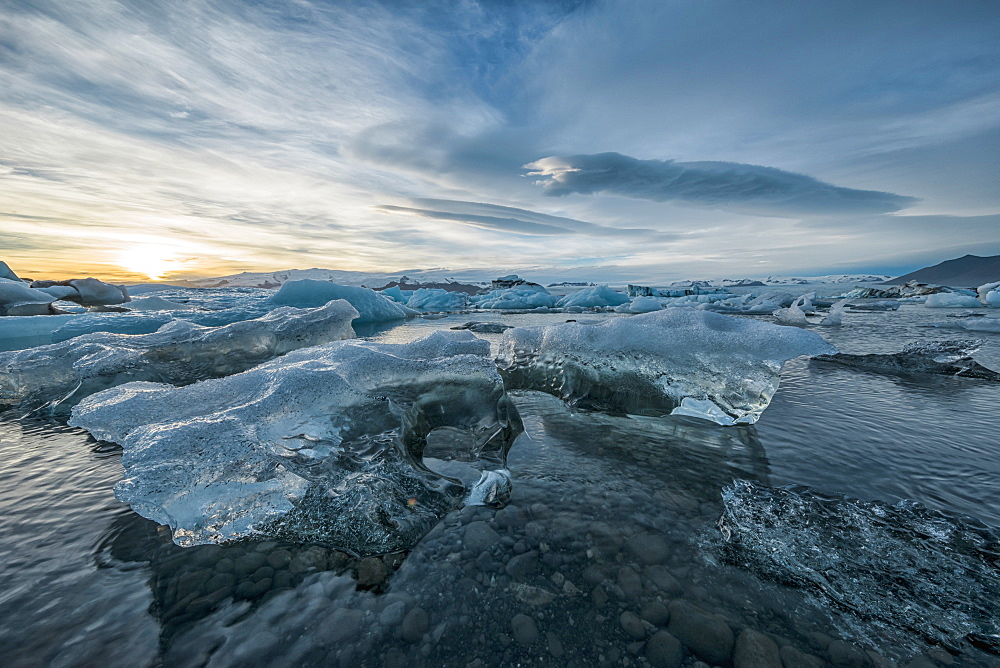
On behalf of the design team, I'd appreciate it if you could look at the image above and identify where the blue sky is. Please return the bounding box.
[1,0,999,282]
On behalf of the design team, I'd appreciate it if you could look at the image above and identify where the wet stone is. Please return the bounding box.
[546,631,564,658]
[475,550,499,573]
[591,585,609,607]
[645,630,683,668]
[617,566,643,599]
[733,628,781,668]
[288,546,329,575]
[640,601,670,626]
[214,557,235,573]
[505,550,539,580]
[253,566,274,582]
[583,565,605,586]
[619,611,647,640]
[667,600,734,667]
[511,614,538,646]
[401,607,429,643]
[356,557,388,589]
[235,552,267,576]
[272,570,293,590]
[319,607,365,644]
[645,565,683,596]
[464,521,501,553]
[383,647,407,668]
[828,640,873,668]
[266,549,292,569]
[780,645,825,668]
[626,532,670,565]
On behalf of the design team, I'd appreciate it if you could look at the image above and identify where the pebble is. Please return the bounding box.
[400,607,429,643]
[380,601,406,627]
[464,521,501,553]
[667,600,734,666]
[619,611,647,640]
[319,608,364,644]
[505,551,539,580]
[644,565,682,596]
[266,549,292,569]
[288,546,329,575]
[356,557,388,589]
[733,629,781,668]
[616,566,643,599]
[510,614,539,646]
[645,630,683,668]
[546,631,565,658]
[235,552,267,576]
[639,601,670,626]
[780,645,827,668]
[625,533,670,565]
[828,639,873,668]
[591,585,609,607]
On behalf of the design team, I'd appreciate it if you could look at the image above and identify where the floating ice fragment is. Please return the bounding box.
[271,279,415,322]
[625,296,662,313]
[819,299,848,326]
[0,300,359,411]
[718,479,1000,655]
[405,288,468,311]
[0,277,57,316]
[926,318,1000,333]
[497,309,836,425]
[925,293,984,309]
[555,285,630,309]
[816,340,1000,380]
[69,331,523,555]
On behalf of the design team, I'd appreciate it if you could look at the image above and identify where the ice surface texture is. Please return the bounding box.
[555,285,629,308]
[0,300,358,412]
[405,288,468,311]
[70,331,523,555]
[497,309,836,425]
[31,277,130,306]
[719,479,1000,656]
[271,279,415,322]
[925,292,984,308]
[0,277,56,316]
[471,287,560,310]
[817,340,1000,380]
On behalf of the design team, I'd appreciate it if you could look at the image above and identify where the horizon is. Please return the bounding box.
[3,1,1000,283]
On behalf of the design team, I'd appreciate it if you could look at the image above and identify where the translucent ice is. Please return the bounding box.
[817,340,1000,380]
[69,331,523,555]
[925,293,984,309]
[31,277,130,306]
[0,278,57,316]
[819,299,848,326]
[625,296,663,313]
[0,300,359,412]
[772,294,813,326]
[926,318,1000,333]
[271,279,415,322]
[718,479,1000,655]
[555,285,630,309]
[497,309,836,425]
[471,288,559,310]
[405,288,468,311]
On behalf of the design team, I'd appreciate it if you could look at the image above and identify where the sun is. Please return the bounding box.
[115,244,178,281]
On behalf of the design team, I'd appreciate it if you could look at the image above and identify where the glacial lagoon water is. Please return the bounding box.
[1,291,998,667]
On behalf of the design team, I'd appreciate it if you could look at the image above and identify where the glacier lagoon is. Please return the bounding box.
[0,285,998,667]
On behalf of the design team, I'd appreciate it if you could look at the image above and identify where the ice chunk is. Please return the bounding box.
[925,293,983,308]
[378,285,412,304]
[271,279,415,322]
[976,281,1000,301]
[555,285,630,308]
[819,299,848,326]
[31,278,130,306]
[0,261,21,282]
[772,293,813,326]
[0,300,359,412]
[69,331,523,555]
[471,288,560,310]
[718,479,1000,655]
[50,312,174,343]
[848,299,900,311]
[626,296,663,313]
[926,318,1000,334]
[405,288,468,311]
[0,278,57,316]
[497,309,837,425]
[817,340,1000,380]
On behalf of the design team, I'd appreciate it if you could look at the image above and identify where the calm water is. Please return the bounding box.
[1,298,998,666]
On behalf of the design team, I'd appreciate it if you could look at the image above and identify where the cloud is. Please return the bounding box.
[525,153,918,216]
[376,199,675,239]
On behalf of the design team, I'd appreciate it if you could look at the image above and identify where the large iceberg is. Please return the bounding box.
[497,309,836,425]
[555,285,630,308]
[471,287,560,310]
[0,300,358,412]
[69,331,523,555]
[31,277,130,307]
[271,280,415,322]
[817,340,1000,380]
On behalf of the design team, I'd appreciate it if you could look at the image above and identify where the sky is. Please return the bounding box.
[2,0,999,283]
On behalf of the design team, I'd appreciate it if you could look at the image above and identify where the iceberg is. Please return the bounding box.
[926,318,1000,334]
[0,300,359,412]
[378,285,413,304]
[271,280,415,322]
[405,288,468,311]
[817,340,1000,380]
[497,309,836,425]
[69,331,523,555]
[471,288,560,310]
[0,261,21,282]
[772,293,815,326]
[625,296,663,313]
[0,278,57,316]
[819,299,848,326]
[31,277,130,306]
[555,285,630,308]
[925,293,984,309]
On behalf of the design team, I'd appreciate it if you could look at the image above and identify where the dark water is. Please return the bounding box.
[1,303,998,666]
